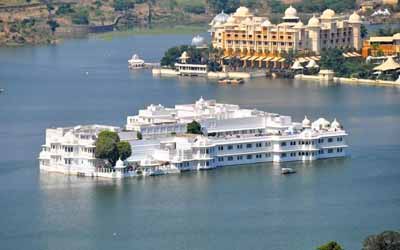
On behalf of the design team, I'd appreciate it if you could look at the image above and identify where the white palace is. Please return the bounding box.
[39,98,348,178]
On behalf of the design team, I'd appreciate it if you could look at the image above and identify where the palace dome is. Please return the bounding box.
[393,33,400,40]
[226,15,236,24]
[307,15,320,27]
[307,16,319,27]
[321,9,336,19]
[331,119,341,130]
[242,17,253,25]
[261,19,273,27]
[212,10,229,24]
[115,158,125,169]
[294,20,304,28]
[284,5,298,18]
[302,116,311,127]
[348,11,361,23]
[234,6,251,16]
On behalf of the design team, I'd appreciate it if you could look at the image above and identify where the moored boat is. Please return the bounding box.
[218,78,244,84]
[281,168,296,175]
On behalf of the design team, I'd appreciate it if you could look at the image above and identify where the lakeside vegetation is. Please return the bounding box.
[316,230,400,250]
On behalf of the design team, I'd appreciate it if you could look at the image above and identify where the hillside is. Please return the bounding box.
[0,0,398,46]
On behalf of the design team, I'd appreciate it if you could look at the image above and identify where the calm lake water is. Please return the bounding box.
[0,34,400,250]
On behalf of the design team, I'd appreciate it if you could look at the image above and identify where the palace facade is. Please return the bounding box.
[209,6,362,58]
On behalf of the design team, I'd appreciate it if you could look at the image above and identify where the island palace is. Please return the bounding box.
[39,98,348,178]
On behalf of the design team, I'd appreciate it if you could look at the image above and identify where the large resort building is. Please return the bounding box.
[209,6,362,61]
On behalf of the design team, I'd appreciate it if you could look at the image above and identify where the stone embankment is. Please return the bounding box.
[295,74,400,87]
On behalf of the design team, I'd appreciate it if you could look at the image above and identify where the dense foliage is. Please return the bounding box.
[47,20,59,33]
[362,231,400,250]
[187,120,202,134]
[71,7,89,25]
[320,48,375,78]
[160,45,222,71]
[208,0,240,13]
[208,0,355,13]
[95,131,132,166]
[375,26,400,36]
[292,0,356,13]
[117,141,132,161]
[113,0,135,11]
[55,3,74,15]
[317,241,343,250]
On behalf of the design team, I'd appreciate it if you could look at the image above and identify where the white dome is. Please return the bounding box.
[284,5,298,18]
[393,33,400,40]
[348,11,361,23]
[261,19,272,27]
[308,15,320,27]
[321,9,335,19]
[306,59,319,68]
[242,17,253,25]
[191,35,205,46]
[226,15,236,24]
[234,6,251,16]
[115,158,125,169]
[212,10,229,23]
[294,20,304,28]
[331,118,341,129]
[302,116,311,127]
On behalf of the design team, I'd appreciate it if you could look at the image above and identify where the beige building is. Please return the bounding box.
[209,6,362,58]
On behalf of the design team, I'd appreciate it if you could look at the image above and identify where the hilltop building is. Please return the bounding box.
[209,6,362,60]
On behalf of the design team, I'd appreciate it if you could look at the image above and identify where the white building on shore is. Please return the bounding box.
[39,99,348,178]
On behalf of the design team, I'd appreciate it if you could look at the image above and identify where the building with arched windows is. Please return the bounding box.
[209,6,362,59]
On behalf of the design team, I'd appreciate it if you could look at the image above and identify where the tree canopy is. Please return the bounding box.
[187,120,202,134]
[363,231,400,250]
[117,141,132,161]
[319,48,374,78]
[317,241,344,250]
[113,0,135,11]
[95,131,132,166]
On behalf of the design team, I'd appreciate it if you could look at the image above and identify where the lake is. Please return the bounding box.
[0,34,400,250]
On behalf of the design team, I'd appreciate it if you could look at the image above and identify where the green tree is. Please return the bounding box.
[47,20,59,33]
[71,7,89,25]
[362,231,400,250]
[187,120,202,134]
[319,48,345,75]
[113,0,135,11]
[95,131,120,166]
[208,0,240,13]
[361,24,368,39]
[317,241,343,250]
[281,49,297,66]
[56,3,74,15]
[117,141,132,161]
[137,131,143,140]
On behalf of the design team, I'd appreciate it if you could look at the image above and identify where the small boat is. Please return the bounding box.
[0,88,4,93]
[128,54,145,69]
[281,167,296,175]
[218,78,244,84]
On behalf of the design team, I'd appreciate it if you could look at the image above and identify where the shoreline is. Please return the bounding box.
[94,25,208,40]
[0,25,207,48]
